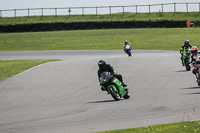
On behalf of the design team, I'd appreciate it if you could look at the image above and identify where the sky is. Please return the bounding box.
[1,0,199,9]
[0,0,199,17]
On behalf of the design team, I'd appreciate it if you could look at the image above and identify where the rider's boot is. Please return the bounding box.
[181,57,184,66]
[122,81,127,87]
[182,61,184,66]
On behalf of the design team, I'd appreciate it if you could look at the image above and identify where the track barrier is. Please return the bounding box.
[0,20,197,33]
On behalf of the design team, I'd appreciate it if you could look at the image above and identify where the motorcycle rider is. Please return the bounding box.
[189,46,198,68]
[192,56,200,81]
[180,40,192,66]
[97,59,127,91]
[123,40,132,51]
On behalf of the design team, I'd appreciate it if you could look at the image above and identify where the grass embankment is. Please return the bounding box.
[0,28,199,51]
[97,120,200,133]
[0,59,59,81]
[0,12,200,25]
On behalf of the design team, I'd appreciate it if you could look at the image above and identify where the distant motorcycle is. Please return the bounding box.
[182,48,191,71]
[195,71,200,86]
[124,44,132,56]
[99,72,130,101]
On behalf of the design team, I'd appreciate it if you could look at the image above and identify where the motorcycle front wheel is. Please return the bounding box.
[197,78,200,86]
[128,50,132,56]
[186,63,190,71]
[108,86,120,101]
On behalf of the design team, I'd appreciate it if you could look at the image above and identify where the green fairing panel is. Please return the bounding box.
[108,85,117,92]
[109,78,125,95]
[183,49,190,60]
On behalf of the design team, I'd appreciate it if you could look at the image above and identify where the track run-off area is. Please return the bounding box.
[0,50,200,133]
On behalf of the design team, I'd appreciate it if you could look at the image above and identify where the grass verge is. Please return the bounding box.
[0,28,199,51]
[97,120,200,133]
[0,59,60,81]
[0,12,200,25]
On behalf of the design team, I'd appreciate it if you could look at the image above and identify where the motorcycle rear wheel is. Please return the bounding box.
[123,89,130,99]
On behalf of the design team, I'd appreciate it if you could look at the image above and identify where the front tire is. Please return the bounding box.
[186,63,190,71]
[108,86,120,101]
[128,50,131,56]
[198,82,200,86]
[197,78,200,86]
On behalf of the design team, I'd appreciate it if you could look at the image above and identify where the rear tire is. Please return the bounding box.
[108,86,120,101]
[124,94,130,99]
[123,89,130,99]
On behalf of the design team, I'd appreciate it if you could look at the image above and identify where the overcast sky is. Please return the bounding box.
[0,0,199,9]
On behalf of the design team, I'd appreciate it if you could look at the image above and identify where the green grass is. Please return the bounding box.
[0,28,199,51]
[97,120,200,133]
[0,12,200,25]
[0,59,59,81]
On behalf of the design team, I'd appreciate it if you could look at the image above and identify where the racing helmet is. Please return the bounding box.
[125,40,128,45]
[98,59,106,69]
[184,40,189,46]
[191,46,198,55]
[196,56,200,64]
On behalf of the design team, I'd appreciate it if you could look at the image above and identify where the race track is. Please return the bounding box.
[0,50,200,133]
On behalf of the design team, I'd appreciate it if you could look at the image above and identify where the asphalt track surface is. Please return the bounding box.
[0,50,200,133]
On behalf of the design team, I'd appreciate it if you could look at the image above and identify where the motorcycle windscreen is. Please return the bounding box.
[100,72,111,85]
[184,49,191,56]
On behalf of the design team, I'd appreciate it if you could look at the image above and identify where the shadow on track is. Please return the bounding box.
[176,70,190,72]
[181,86,200,95]
[88,99,117,103]
[187,92,200,95]
[181,86,200,90]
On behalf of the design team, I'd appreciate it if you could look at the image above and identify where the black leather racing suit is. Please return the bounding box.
[97,64,124,84]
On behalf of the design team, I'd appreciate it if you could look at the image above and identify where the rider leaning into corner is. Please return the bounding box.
[192,56,200,85]
[123,40,132,51]
[97,59,127,91]
[180,40,192,66]
[192,56,200,81]
[189,46,198,68]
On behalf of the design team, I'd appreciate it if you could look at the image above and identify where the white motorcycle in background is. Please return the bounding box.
[124,44,132,57]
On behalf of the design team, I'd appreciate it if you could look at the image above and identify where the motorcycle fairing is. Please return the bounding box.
[109,78,125,95]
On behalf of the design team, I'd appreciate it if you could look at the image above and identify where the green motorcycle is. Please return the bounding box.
[99,72,130,101]
[183,48,191,71]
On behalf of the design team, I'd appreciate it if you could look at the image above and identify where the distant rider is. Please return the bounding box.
[97,59,127,91]
[189,46,198,68]
[180,40,192,66]
[123,40,132,51]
